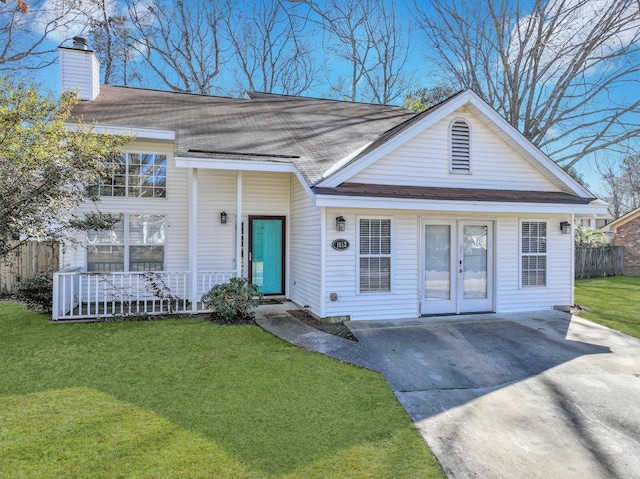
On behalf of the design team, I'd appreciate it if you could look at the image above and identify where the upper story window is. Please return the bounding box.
[89,153,167,198]
[450,119,471,173]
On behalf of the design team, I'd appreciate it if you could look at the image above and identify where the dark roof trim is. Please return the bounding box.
[312,183,594,204]
[187,149,300,159]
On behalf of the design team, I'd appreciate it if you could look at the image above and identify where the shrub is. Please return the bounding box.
[14,273,53,312]
[201,277,263,323]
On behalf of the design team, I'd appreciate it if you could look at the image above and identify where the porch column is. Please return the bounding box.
[236,171,243,278]
[189,168,199,312]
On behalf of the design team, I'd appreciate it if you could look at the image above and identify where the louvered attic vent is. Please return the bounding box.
[450,120,470,173]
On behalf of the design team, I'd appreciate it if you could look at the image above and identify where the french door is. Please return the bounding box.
[249,216,285,295]
[421,220,494,315]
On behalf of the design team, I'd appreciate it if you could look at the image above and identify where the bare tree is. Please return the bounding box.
[224,0,317,96]
[0,0,83,73]
[88,0,138,85]
[599,154,640,217]
[126,0,226,94]
[415,0,640,168]
[360,0,413,105]
[290,0,413,104]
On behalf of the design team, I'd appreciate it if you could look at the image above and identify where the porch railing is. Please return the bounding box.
[52,270,236,320]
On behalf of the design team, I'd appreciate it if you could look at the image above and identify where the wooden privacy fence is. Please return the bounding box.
[0,241,60,294]
[575,245,624,279]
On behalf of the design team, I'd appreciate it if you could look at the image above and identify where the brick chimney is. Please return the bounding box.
[58,37,100,101]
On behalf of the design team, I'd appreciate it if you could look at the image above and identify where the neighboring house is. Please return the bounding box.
[52,41,609,320]
[601,207,640,277]
[575,200,612,229]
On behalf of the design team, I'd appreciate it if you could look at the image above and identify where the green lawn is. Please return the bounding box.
[574,276,640,339]
[0,303,444,478]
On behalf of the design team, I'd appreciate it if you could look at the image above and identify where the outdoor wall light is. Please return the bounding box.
[336,216,346,231]
[560,221,571,234]
[220,211,227,224]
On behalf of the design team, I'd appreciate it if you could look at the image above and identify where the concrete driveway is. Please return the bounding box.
[258,307,640,478]
[347,311,640,479]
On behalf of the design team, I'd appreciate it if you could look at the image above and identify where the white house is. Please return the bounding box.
[52,42,609,321]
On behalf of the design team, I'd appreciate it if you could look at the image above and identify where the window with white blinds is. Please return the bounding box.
[359,218,392,292]
[521,221,547,287]
[450,119,471,173]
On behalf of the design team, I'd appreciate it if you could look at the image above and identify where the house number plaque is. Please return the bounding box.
[332,239,350,251]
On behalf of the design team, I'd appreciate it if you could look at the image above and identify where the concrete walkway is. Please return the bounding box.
[256,304,640,479]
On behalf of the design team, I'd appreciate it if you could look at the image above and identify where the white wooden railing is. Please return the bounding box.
[52,270,236,320]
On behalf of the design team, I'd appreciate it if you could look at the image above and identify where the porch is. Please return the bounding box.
[52,269,236,320]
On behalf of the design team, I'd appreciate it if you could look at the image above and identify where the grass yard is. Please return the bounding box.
[0,303,444,479]
[574,276,640,339]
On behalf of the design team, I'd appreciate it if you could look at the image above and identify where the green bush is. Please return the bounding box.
[14,273,53,312]
[201,277,263,323]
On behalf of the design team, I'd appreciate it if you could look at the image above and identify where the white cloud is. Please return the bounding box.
[29,0,120,43]
[508,0,640,78]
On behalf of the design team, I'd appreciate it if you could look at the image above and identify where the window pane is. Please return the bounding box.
[359,218,392,292]
[87,245,124,272]
[359,255,391,292]
[425,225,451,300]
[521,221,547,287]
[463,225,487,299]
[130,215,165,245]
[128,154,167,198]
[87,221,124,245]
[130,246,164,271]
[89,154,126,197]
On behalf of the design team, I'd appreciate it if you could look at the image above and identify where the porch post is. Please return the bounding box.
[189,168,199,312]
[236,171,243,278]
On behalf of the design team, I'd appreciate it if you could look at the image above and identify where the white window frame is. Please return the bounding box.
[519,219,547,288]
[90,151,167,198]
[87,214,166,272]
[449,117,472,174]
[356,216,393,294]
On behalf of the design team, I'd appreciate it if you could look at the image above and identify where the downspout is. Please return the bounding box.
[570,213,575,307]
[189,168,198,313]
[236,171,243,278]
[320,207,326,318]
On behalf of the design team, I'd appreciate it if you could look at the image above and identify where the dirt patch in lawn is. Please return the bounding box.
[287,309,358,342]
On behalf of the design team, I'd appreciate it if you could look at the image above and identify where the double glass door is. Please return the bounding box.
[422,220,493,315]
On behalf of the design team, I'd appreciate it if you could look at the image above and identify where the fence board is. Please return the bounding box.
[575,245,624,279]
[0,242,60,294]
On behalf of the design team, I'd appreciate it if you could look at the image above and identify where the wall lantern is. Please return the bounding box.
[560,221,571,234]
[220,211,227,224]
[335,216,346,231]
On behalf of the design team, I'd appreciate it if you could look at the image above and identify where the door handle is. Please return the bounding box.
[249,252,252,262]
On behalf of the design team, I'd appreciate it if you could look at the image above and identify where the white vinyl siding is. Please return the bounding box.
[59,48,100,101]
[496,215,572,312]
[289,178,322,314]
[324,210,417,320]
[358,218,392,292]
[350,109,559,192]
[521,221,547,287]
[197,170,291,274]
[62,140,189,273]
[450,119,471,173]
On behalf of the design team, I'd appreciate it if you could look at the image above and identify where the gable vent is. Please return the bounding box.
[450,120,470,173]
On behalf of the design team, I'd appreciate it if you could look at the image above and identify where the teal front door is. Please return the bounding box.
[249,217,285,295]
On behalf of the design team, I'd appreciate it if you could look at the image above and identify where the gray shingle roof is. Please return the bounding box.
[70,86,415,185]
